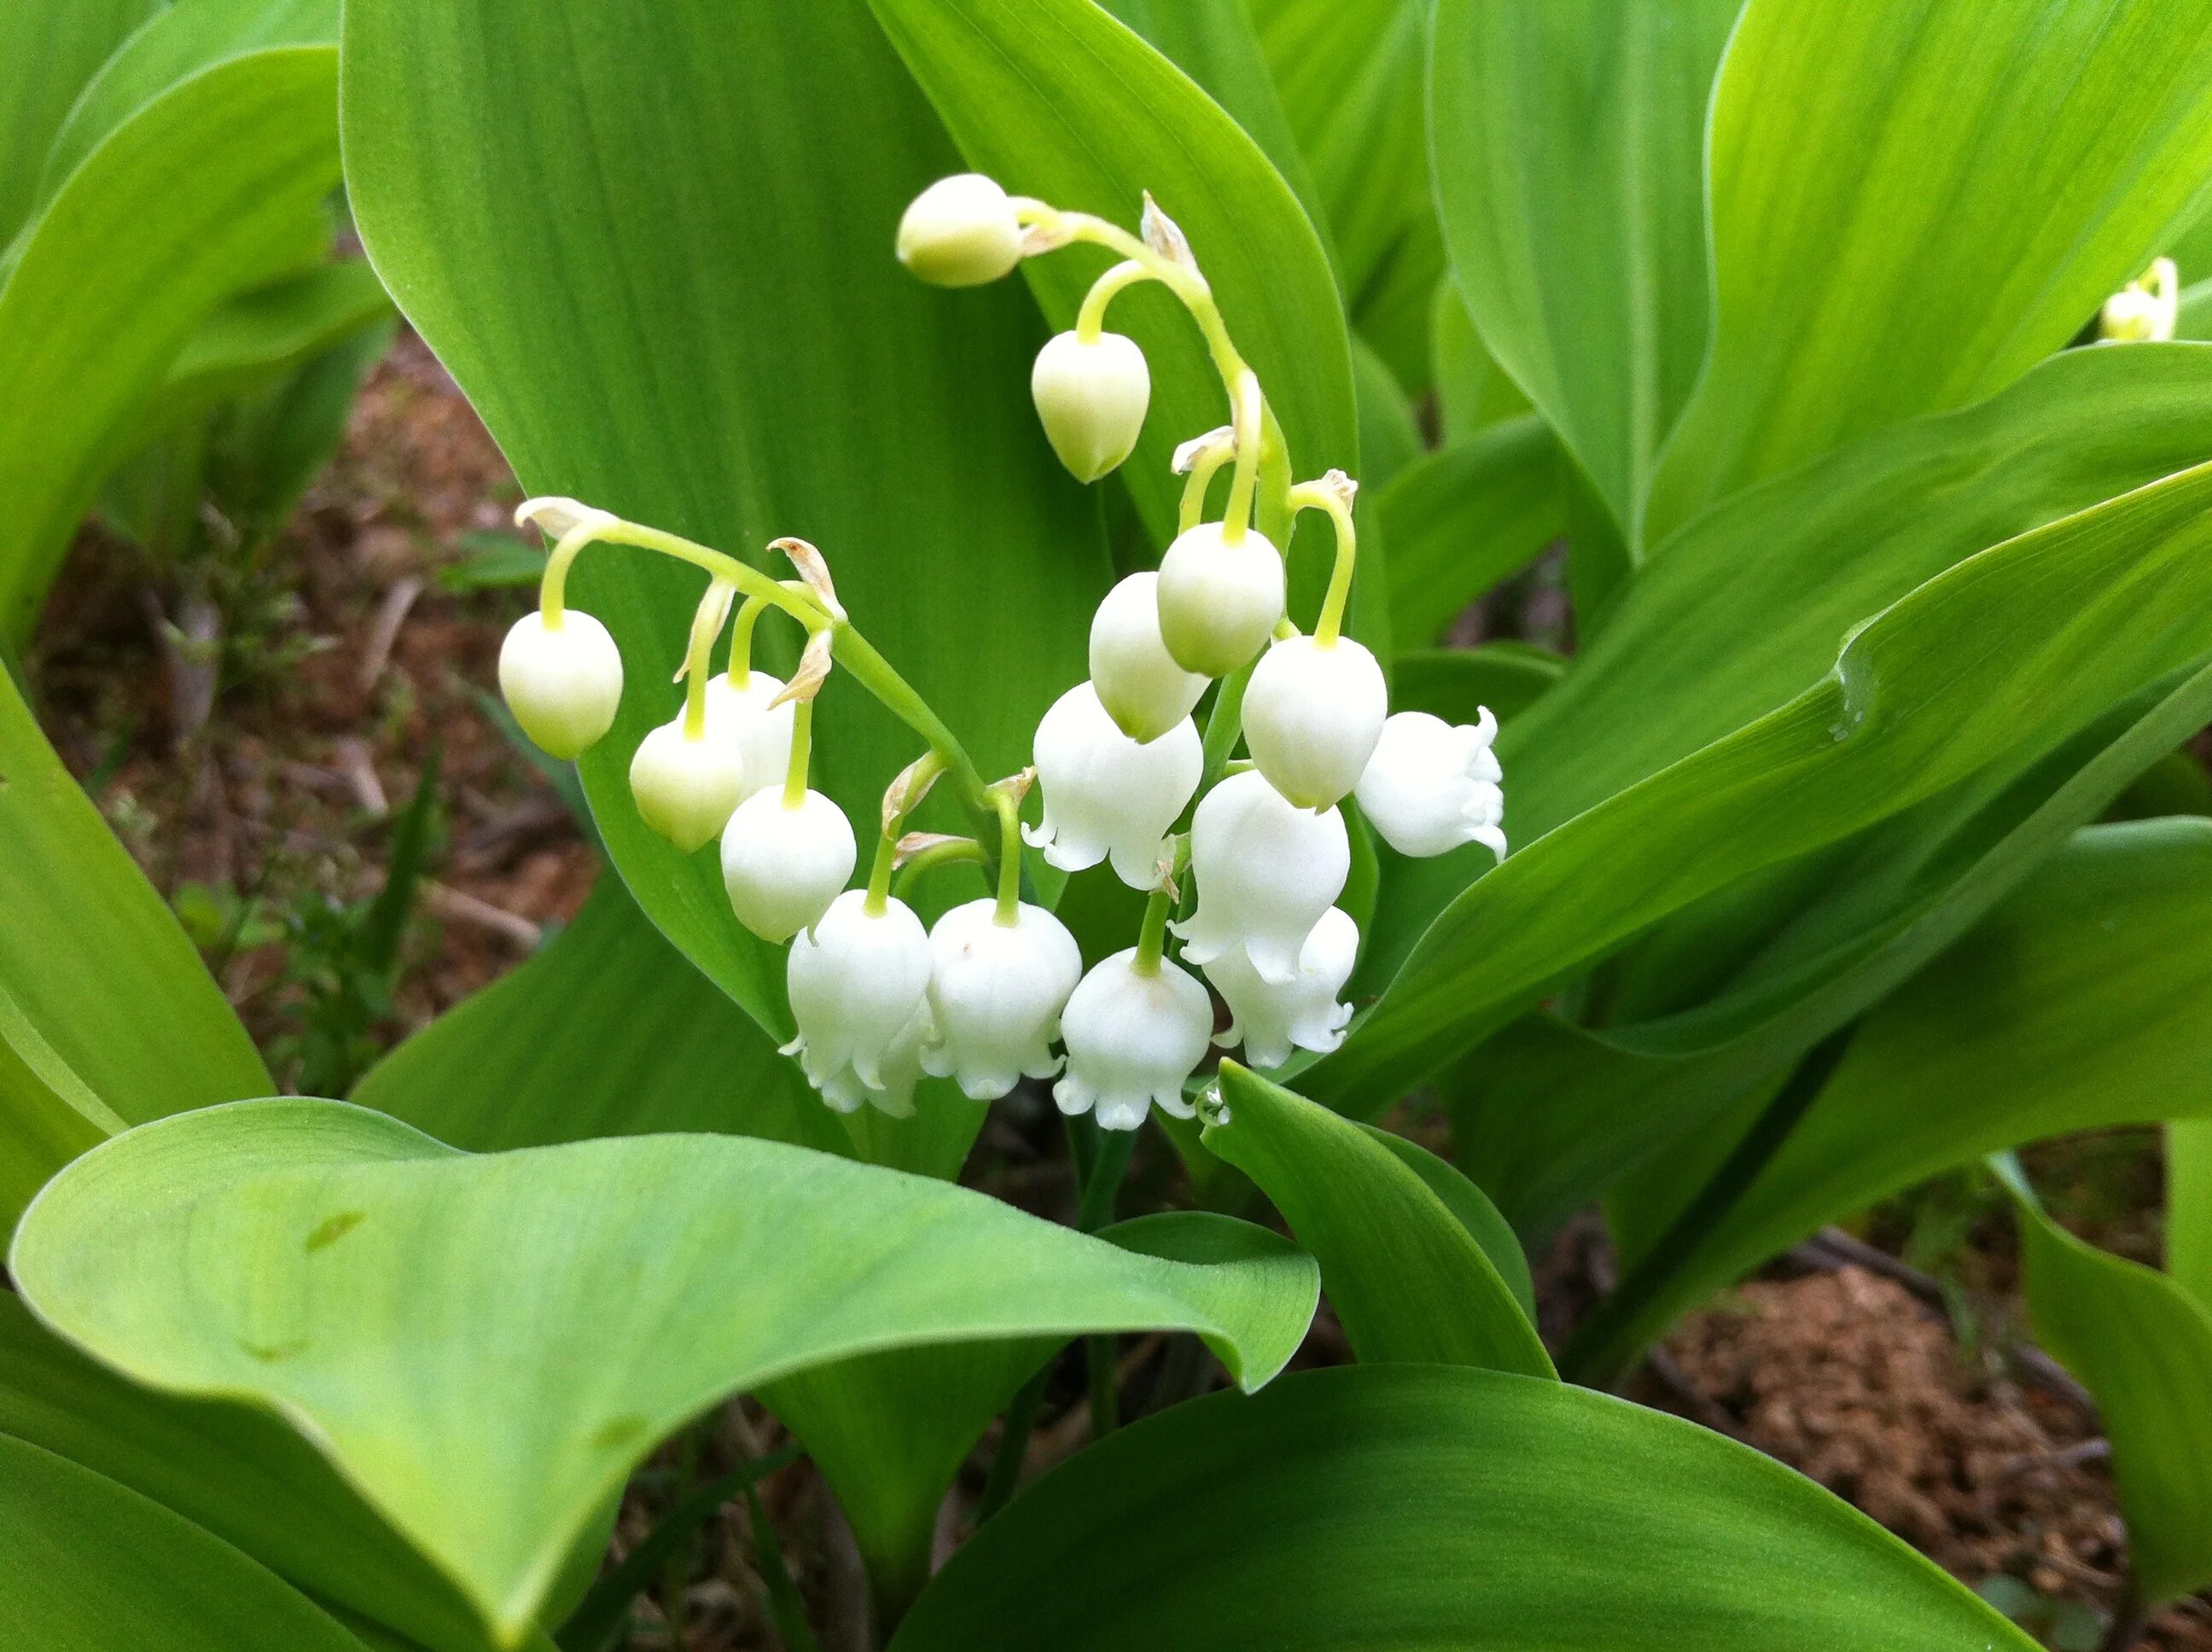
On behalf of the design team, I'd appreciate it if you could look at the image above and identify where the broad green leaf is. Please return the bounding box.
[2006,1172,2212,1606]
[0,669,268,1230]
[1591,819,2212,1367]
[1431,280,1530,442]
[344,0,1109,1046]
[0,0,156,246]
[1309,438,2212,1110]
[1429,0,1738,547]
[1350,333,1421,495]
[870,0,1365,636]
[0,1294,515,1652]
[0,42,341,641]
[0,1433,370,1652]
[1204,1062,1547,1374]
[1648,0,2212,539]
[1457,660,2212,1237]
[38,0,339,206]
[1393,643,1564,728]
[1377,411,1560,648]
[2175,1120,2212,1312]
[889,1364,2035,1651]
[10,1099,1318,1643]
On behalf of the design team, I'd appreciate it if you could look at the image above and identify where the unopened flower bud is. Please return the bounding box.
[498,609,623,760]
[1053,948,1214,1131]
[783,890,933,1114]
[1031,330,1150,482]
[896,173,1022,288]
[1172,770,1348,984]
[2100,257,2179,343]
[922,899,1083,1100]
[1241,634,1387,809]
[1024,682,1202,888]
[1155,521,1284,677]
[1205,905,1358,1069]
[1353,709,1506,860]
[1090,571,1207,743]
[719,787,856,941]
[702,672,797,804]
[628,716,743,852]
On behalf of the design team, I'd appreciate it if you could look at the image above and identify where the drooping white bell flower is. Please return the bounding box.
[1053,947,1215,1131]
[1023,682,1202,888]
[1090,571,1208,744]
[1033,331,1150,482]
[783,890,933,1113]
[1353,709,1507,861]
[498,609,623,760]
[1240,634,1388,809]
[1205,905,1359,1069]
[701,672,798,803]
[628,716,744,852]
[719,787,857,941]
[895,173,1022,288]
[1154,521,1284,677]
[2100,257,2179,343]
[922,899,1083,1100]
[1172,769,1348,984]
[853,1000,934,1119]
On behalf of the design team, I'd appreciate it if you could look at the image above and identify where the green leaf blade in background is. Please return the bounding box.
[0,0,158,247]
[1377,411,1561,649]
[0,669,269,1232]
[0,39,343,642]
[1648,0,2212,540]
[1428,0,1739,550]
[888,1364,2036,1652]
[9,1099,1318,1643]
[2008,1175,2212,1607]
[2175,1119,2212,1313]
[1203,1062,1549,1376]
[343,0,1110,1046]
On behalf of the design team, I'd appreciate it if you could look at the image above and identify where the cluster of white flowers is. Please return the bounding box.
[496,178,1509,1134]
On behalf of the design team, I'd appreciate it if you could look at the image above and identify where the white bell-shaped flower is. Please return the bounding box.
[1241,634,1388,809]
[783,890,932,1113]
[1053,948,1214,1131]
[853,1001,933,1119]
[628,716,743,852]
[1155,521,1284,678]
[922,899,1083,1100]
[1353,709,1507,861]
[701,672,797,803]
[498,609,623,760]
[1090,571,1208,743]
[1032,330,1150,482]
[1205,905,1359,1069]
[1172,770,1348,984]
[719,787,856,941]
[896,173,1022,288]
[1023,682,1202,888]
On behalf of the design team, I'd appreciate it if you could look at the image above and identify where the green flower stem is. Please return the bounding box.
[1075,258,1151,342]
[588,519,824,630]
[992,788,1026,926]
[825,623,992,822]
[1179,440,1232,533]
[1198,663,1252,797]
[680,580,734,738]
[1023,205,1249,396]
[724,591,771,688]
[1131,881,1175,977]
[781,697,813,808]
[975,1363,1051,1526]
[1290,480,1358,647]
[863,828,899,916]
[1076,1122,1137,1441]
[537,518,611,623]
[892,835,987,902]
[1220,369,1264,543]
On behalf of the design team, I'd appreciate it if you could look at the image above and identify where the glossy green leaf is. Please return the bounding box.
[10,1099,1317,1643]
[1430,280,1530,442]
[1203,1062,1548,1375]
[1457,659,2212,1237]
[1313,430,2212,1110]
[0,1433,370,1652]
[1377,411,1561,648]
[344,0,1109,1044]
[1429,0,1738,547]
[870,0,1364,634]
[2174,1119,2212,1312]
[1648,0,2212,539]
[0,40,341,641]
[1350,333,1422,495]
[1592,819,2212,1366]
[1393,643,1564,728]
[0,0,155,246]
[0,1294,523,1652]
[890,1364,2035,1651]
[2007,1172,2212,1606]
[0,668,268,1230]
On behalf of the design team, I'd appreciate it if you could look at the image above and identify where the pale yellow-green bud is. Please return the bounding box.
[1031,330,1150,481]
[1155,521,1284,678]
[896,173,1022,287]
[498,609,623,760]
[628,716,744,852]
